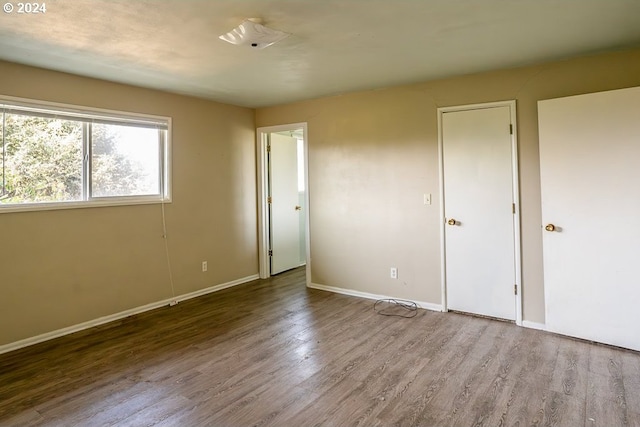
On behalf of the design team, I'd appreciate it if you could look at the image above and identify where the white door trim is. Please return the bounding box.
[256,123,310,286]
[437,100,522,325]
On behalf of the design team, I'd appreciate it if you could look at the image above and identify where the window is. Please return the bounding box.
[0,96,170,212]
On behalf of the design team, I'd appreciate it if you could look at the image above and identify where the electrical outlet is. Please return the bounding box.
[390,267,398,279]
[202,261,208,272]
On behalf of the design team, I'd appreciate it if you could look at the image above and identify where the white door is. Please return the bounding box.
[269,133,302,274]
[539,87,640,351]
[441,103,518,321]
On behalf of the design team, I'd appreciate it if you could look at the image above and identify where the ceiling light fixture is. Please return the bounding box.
[219,18,290,49]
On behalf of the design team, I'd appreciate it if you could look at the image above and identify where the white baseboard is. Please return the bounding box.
[173,274,259,303]
[522,320,546,331]
[0,274,259,355]
[308,282,443,312]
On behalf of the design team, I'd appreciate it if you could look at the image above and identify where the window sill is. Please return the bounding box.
[0,197,172,214]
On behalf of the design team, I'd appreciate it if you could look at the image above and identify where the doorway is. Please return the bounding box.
[257,123,309,281]
[438,101,522,323]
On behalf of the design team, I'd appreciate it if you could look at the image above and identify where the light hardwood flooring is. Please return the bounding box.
[1,267,640,426]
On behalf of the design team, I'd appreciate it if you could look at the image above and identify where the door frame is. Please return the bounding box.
[256,123,310,284]
[437,100,522,325]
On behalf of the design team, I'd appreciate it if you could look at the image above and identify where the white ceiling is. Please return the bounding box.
[1,0,639,108]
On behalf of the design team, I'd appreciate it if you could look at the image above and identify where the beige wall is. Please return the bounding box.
[0,61,257,346]
[256,48,640,324]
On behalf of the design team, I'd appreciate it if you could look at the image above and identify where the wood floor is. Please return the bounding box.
[1,268,640,427]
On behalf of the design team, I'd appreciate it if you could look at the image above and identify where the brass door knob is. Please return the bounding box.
[447,218,456,226]
[295,205,302,211]
[545,224,556,232]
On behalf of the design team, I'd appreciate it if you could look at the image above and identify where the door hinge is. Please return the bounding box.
[512,203,516,214]
[514,284,518,295]
[267,144,271,153]
[267,196,272,204]
[268,250,273,256]
[509,124,513,135]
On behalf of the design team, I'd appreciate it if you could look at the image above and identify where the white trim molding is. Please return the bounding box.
[308,282,443,312]
[0,274,259,355]
[522,320,546,331]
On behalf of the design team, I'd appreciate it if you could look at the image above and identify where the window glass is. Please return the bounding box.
[91,124,160,198]
[1,114,83,204]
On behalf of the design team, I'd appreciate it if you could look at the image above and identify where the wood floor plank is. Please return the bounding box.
[549,339,590,400]
[2,267,640,426]
[486,381,584,427]
[435,323,526,426]
[373,318,490,426]
[485,378,544,426]
[0,408,44,426]
[586,371,630,427]
[622,350,640,415]
[627,410,640,427]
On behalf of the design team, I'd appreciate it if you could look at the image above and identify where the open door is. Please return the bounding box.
[269,132,304,274]
[257,124,309,281]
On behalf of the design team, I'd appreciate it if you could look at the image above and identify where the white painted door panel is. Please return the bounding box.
[539,86,640,351]
[443,106,516,320]
[270,133,302,275]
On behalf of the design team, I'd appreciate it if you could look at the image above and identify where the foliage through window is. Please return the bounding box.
[0,97,170,211]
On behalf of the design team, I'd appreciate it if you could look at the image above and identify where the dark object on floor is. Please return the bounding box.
[374,299,418,318]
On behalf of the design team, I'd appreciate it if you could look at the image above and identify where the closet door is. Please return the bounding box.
[538,86,640,351]
[441,103,519,321]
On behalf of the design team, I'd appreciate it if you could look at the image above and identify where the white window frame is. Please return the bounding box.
[0,95,172,214]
